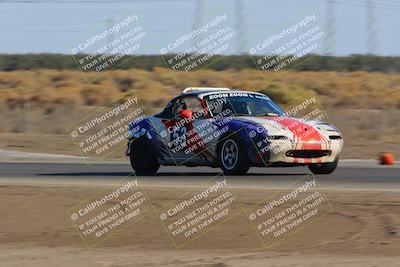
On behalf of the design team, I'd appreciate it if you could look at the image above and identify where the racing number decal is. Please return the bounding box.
[171,126,188,145]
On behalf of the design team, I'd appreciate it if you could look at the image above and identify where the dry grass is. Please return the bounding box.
[0,69,399,159]
[1,68,400,110]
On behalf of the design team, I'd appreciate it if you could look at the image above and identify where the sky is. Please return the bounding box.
[0,0,399,56]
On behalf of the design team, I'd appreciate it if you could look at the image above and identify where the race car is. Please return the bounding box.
[126,87,343,175]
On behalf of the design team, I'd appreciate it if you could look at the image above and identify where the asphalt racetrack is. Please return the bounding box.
[0,161,398,190]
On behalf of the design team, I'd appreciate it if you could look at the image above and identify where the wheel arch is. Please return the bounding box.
[216,126,261,165]
[216,129,251,162]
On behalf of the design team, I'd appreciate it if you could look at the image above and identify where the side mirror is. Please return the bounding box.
[179,109,193,120]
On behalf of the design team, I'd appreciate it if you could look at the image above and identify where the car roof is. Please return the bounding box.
[179,89,270,100]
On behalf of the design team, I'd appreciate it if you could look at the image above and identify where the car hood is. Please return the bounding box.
[234,116,341,143]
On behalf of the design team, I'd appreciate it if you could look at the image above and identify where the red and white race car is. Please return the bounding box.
[126,87,343,175]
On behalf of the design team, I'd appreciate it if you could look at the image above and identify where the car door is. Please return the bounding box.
[160,96,216,165]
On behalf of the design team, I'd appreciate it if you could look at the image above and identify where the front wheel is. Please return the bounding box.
[218,136,250,175]
[308,157,339,174]
[129,137,160,175]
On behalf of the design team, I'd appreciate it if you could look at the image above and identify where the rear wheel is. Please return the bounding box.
[308,157,338,174]
[129,137,160,174]
[218,136,250,175]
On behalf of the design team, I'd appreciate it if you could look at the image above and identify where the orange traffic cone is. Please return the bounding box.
[380,153,395,165]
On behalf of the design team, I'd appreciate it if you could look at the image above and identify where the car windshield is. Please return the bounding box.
[203,93,285,117]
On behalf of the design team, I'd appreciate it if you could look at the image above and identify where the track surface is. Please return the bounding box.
[0,162,398,190]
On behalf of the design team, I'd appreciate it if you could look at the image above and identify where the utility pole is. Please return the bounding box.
[192,0,204,49]
[392,24,398,56]
[366,0,378,54]
[106,18,114,54]
[235,0,247,54]
[324,0,336,55]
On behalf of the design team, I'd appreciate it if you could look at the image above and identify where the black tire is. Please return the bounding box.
[218,136,250,175]
[129,137,160,175]
[308,157,339,174]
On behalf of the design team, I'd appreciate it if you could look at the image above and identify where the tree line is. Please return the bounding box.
[0,53,399,72]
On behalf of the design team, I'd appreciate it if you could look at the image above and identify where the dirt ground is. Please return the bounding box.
[1,182,400,267]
